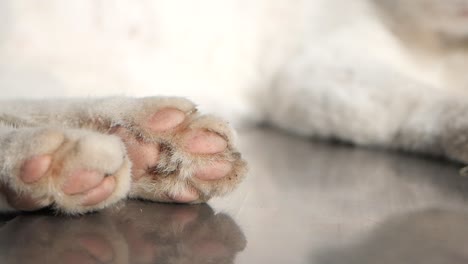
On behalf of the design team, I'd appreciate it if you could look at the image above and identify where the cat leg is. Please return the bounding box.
[0,125,131,214]
[0,97,247,204]
[262,52,468,164]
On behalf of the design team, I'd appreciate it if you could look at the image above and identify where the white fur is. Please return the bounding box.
[1,1,468,191]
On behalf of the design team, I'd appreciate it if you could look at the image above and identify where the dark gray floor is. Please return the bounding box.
[2,127,468,263]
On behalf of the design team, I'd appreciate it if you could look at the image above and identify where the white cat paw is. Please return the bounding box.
[1,128,131,214]
[110,97,247,203]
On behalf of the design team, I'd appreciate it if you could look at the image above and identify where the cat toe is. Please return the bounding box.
[194,161,232,180]
[183,130,228,154]
[62,170,106,195]
[147,108,186,132]
[20,155,52,184]
[80,176,117,206]
[168,188,200,203]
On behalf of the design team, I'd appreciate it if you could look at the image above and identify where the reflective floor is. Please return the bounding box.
[2,127,468,264]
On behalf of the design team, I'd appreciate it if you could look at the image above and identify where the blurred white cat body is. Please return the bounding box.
[0,1,418,117]
[1,0,468,155]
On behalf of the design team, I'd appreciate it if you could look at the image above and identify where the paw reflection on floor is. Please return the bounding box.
[0,200,246,264]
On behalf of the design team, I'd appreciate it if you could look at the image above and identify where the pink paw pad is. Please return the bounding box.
[168,188,200,203]
[20,155,52,184]
[183,130,227,154]
[195,161,232,180]
[147,108,185,132]
[18,157,118,209]
[62,170,105,195]
[81,176,117,206]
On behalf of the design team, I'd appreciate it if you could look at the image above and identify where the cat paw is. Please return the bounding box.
[110,97,247,203]
[1,128,131,214]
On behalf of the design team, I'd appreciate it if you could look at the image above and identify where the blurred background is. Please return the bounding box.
[0,0,281,120]
[0,0,392,122]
